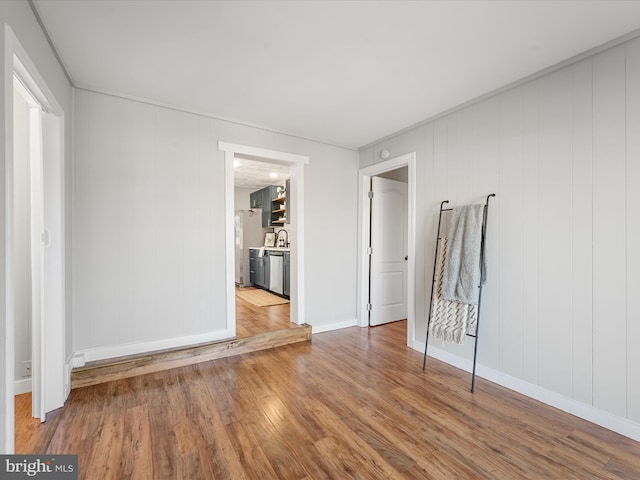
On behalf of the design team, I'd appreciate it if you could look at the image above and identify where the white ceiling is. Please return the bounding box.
[34,1,640,149]
[233,157,290,191]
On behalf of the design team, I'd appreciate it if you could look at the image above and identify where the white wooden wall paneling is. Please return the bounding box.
[471,98,500,370]
[72,90,91,350]
[592,46,627,418]
[452,109,476,359]
[446,114,459,205]
[155,108,187,338]
[90,93,121,348]
[570,59,594,405]
[455,109,474,207]
[626,38,640,424]
[498,86,525,378]
[521,80,540,385]
[420,124,436,343]
[432,118,449,351]
[413,126,428,342]
[193,117,214,333]
[122,101,159,343]
[536,67,573,397]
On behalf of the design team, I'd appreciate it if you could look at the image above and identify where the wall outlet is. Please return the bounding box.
[21,360,32,378]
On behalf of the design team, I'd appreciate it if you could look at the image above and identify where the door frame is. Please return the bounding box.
[357,152,416,346]
[218,142,309,333]
[3,26,66,453]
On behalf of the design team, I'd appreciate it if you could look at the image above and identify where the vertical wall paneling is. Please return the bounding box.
[536,68,573,397]
[471,98,500,370]
[72,90,91,352]
[118,100,156,344]
[521,80,540,385]
[625,38,640,423]
[419,123,436,343]
[446,114,459,205]
[592,46,627,417]
[498,87,525,378]
[154,108,188,338]
[570,59,594,405]
[453,109,476,359]
[88,93,122,349]
[413,126,429,343]
[431,118,449,351]
[455,109,474,206]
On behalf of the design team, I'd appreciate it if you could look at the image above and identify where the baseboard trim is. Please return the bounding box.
[14,378,32,395]
[76,329,233,364]
[413,341,640,442]
[311,319,358,334]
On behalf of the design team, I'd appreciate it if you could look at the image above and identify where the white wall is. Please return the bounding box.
[12,88,31,387]
[1,0,73,453]
[234,187,253,211]
[73,90,358,358]
[360,38,640,436]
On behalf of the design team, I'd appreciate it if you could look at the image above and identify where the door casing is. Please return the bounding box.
[2,26,67,453]
[358,152,416,346]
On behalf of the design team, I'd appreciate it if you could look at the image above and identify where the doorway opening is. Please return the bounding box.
[219,142,309,340]
[3,27,66,454]
[358,153,416,346]
[233,155,292,338]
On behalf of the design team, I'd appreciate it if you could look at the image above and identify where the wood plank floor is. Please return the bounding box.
[17,321,640,479]
[235,285,293,338]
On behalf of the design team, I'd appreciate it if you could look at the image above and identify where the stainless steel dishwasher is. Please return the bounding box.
[269,250,284,295]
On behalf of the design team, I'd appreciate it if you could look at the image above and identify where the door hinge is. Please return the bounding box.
[366,303,372,311]
[367,246,373,255]
[367,191,374,199]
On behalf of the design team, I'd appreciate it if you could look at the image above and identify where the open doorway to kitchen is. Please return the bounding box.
[233,156,293,338]
[219,142,309,341]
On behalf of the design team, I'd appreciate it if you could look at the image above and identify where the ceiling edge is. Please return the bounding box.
[358,26,640,151]
[28,0,75,86]
[73,85,358,152]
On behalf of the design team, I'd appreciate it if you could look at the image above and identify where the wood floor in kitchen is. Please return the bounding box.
[235,285,295,338]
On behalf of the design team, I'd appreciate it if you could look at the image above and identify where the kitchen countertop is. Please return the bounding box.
[249,247,291,251]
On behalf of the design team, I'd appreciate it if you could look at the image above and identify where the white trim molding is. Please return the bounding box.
[311,319,358,335]
[358,152,417,347]
[417,342,640,443]
[13,378,31,395]
[75,329,232,364]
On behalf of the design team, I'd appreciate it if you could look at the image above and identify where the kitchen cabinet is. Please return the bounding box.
[250,185,287,227]
[250,190,262,208]
[285,179,290,225]
[249,249,262,287]
[249,249,270,289]
[283,251,290,298]
[271,194,286,226]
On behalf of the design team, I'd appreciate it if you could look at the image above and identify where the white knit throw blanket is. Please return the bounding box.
[429,237,477,344]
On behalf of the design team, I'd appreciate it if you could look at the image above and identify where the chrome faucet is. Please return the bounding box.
[276,229,289,248]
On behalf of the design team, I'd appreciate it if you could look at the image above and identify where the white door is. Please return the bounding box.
[42,112,65,413]
[29,105,46,422]
[369,176,408,326]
